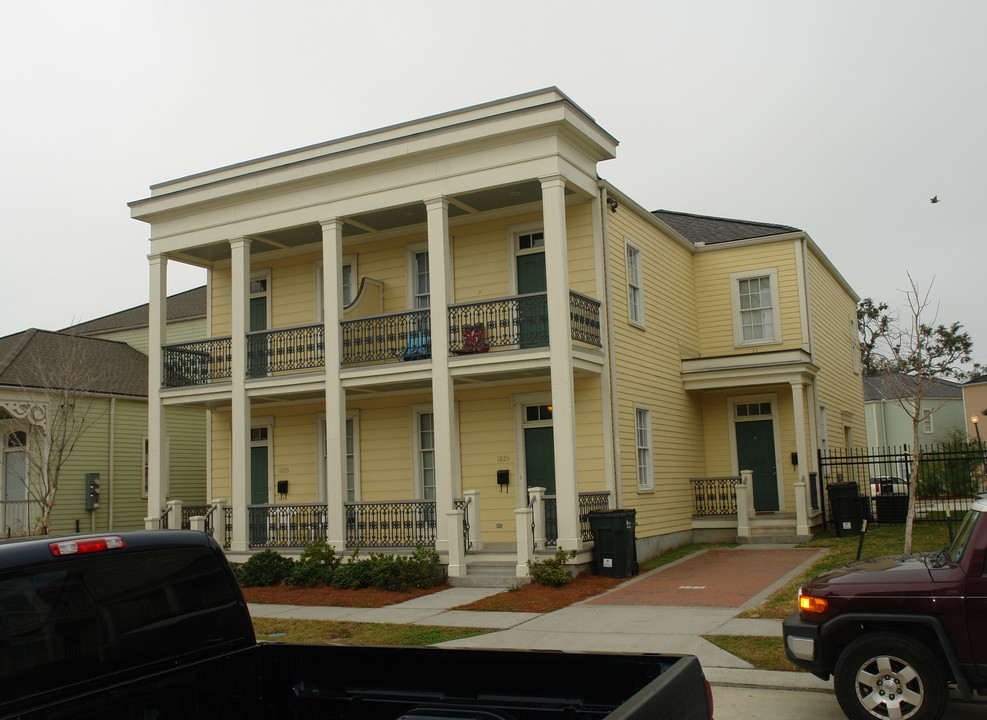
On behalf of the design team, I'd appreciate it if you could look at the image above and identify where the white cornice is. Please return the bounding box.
[681,350,819,391]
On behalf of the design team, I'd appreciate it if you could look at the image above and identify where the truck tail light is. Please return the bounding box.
[798,590,828,614]
[49,536,126,557]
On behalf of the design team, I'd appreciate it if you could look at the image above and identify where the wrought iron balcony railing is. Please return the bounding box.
[345,500,437,548]
[341,309,431,365]
[163,337,233,386]
[690,477,741,517]
[569,291,602,347]
[248,503,328,548]
[247,323,325,376]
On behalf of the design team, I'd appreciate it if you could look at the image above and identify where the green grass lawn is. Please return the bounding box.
[252,617,490,646]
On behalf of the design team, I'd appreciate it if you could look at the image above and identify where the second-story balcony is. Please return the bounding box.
[162,291,601,388]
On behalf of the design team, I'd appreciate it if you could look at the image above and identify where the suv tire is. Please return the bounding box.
[833,632,946,720]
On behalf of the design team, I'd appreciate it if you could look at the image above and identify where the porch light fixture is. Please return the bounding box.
[606,197,618,213]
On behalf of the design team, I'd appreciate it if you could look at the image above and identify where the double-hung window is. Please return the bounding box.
[730,268,781,347]
[634,405,654,492]
[411,406,436,500]
[625,240,644,328]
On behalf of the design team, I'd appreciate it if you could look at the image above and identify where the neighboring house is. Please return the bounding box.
[129,88,864,577]
[963,374,987,443]
[864,374,966,448]
[0,290,208,538]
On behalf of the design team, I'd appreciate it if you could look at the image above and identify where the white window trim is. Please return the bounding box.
[851,316,861,375]
[729,267,782,348]
[410,404,435,500]
[625,239,645,329]
[2,424,29,501]
[506,221,545,296]
[405,242,429,309]
[511,391,553,508]
[314,255,357,321]
[316,411,360,503]
[141,436,170,499]
[922,409,934,434]
[250,417,274,504]
[633,403,654,492]
[249,269,272,331]
[727,392,785,510]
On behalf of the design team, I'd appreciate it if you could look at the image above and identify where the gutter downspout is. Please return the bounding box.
[108,398,115,531]
[599,182,623,509]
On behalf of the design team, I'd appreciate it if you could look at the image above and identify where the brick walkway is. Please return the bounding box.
[586,548,819,608]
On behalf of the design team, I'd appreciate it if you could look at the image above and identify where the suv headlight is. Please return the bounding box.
[798,586,829,615]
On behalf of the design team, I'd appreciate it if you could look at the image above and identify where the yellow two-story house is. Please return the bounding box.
[129,88,864,580]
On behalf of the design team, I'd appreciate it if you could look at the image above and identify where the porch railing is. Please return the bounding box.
[448,292,547,351]
[690,477,741,517]
[453,496,472,552]
[345,500,437,548]
[578,491,611,540]
[163,337,233,386]
[180,504,216,538]
[248,503,328,548]
[247,323,325,375]
[341,309,431,365]
[569,291,602,347]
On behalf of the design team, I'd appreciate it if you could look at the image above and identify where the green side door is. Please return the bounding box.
[250,445,269,505]
[736,420,779,511]
[516,252,548,348]
[524,426,556,495]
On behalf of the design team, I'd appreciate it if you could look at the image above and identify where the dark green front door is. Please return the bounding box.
[250,445,269,505]
[248,295,267,377]
[524,426,556,495]
[736,420,778,511]
[516,252,548,348]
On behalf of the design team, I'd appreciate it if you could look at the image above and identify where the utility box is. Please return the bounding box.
[588,509,638,578]
[84,473,100,511]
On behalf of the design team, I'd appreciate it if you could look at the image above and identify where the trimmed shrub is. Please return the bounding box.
[285,539,342,587]
[235,549,295,587]
[332,546,444,591]
[528,547,577,587]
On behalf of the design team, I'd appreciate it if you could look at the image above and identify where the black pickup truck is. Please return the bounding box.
[784,495,987,720]
[0,530,713,720]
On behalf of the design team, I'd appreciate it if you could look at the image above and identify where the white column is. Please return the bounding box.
[146,254,168,525]
[515,507,534,579]
[464,489,483,551]
[167,500,182,530]
[426,197,456,554]
[229,238,251,552]
[792,380,810,533]
[737,470,754,539]
[446,509,465,577]
[321,219,348,549]
[540,174,580,551]
[528,486,547,549]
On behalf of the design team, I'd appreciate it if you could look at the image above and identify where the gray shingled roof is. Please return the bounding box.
[863,373,962,402]
[652,210,801,245]
[62,286,206,336]
[0,329,147,397]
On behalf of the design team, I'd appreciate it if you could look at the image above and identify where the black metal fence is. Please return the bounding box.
[246,324,325,376]
[819,443,987,526]
[690,477,741,517]
[540,491,611,547]
[248,503,328,548]
[163,337,233,386]
[344,500,437,548]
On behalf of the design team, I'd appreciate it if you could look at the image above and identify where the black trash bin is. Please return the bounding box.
[876,494,909,524]
[588,509,638,578]
[827,482,864,537]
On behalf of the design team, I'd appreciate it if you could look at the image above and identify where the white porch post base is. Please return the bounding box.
[167,500,182,530]
[515,508,534,579]
[795,480,810,536]
[737,470,754,539]
[528,486,547,550]
[144,516,159,530]
[464,490,483,551]
[446,509,466,578]
[190,516,206,533]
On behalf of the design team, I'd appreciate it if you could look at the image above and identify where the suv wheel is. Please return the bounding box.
[834,633,946,720]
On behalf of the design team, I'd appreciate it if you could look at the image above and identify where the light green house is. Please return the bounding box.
[864,373,966,449]
[0,289,207,537]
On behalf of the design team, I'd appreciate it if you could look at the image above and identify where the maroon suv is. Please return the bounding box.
[783,496,987,720]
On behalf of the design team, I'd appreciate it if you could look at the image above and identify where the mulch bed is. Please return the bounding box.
[455,573,623,613]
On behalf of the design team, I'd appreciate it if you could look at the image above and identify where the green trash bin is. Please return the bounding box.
[588,509,639,578]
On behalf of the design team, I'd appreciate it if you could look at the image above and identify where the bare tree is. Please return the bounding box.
[875,274,973,553]
[18,335,110,534]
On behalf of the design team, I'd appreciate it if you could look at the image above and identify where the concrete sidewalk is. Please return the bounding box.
[248,545,832,693]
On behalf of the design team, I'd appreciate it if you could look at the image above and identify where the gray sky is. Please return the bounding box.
[2,1,984,367]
